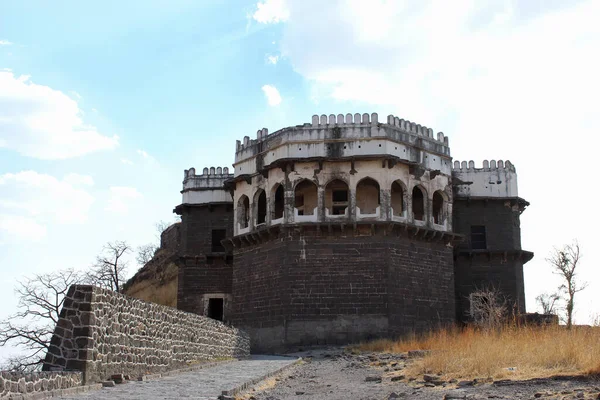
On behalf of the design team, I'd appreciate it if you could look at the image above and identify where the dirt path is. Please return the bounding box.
[241,348,600,400]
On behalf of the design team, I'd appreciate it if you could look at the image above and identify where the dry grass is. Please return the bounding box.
[352,325,600,380]
[236,377,279,400]
[124,262,178,307]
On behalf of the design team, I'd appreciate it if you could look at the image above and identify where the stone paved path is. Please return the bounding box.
[61,355,298,400]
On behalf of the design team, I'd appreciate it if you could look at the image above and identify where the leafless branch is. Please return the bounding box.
[0,269,83,371]
[467,286,508,330]
[546,240,587,329]
[536,292,561,315]
[136,243,157,266]
[86,240,130,292]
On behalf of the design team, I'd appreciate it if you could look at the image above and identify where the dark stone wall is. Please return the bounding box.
[177,204,234,315]
[230,224,455,352]
[388,239,456,335]
[452,199,527,319]
[454,255,526,319]
[160,222,181,253]
[453,199,521,251]
[43,285,250,384]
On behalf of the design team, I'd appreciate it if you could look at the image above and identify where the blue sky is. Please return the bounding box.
[1,0,600,360]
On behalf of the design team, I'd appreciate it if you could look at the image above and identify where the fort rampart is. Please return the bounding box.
[43,285,250,384]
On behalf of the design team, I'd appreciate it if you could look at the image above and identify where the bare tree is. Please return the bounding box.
[0,269,83,371]
[87,241,130,292]
[468,287,508,330]
[536,292,561,315]
[136,243,158,265]
[155,220,170,241]
[547,241,587,329]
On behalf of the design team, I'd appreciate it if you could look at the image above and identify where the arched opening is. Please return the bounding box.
[272,184,284,220]
[432,191,444,224]
[294,180,318,216]
[356,178,380,214]
[391,181,405,217]
[237,195,250,228]
[325,179,349,216]
[412,186,425,221]
[255,190,267,225]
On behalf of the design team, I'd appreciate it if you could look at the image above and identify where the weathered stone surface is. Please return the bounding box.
[43,285,250,384]
[232,226,455,352]
[0,371,82,398]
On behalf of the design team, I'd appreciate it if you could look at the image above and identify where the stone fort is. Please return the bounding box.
[174,112,533,352]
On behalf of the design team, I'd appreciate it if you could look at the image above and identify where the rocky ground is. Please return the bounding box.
[239,347,600,400]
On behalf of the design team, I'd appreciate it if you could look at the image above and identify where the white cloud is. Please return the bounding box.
[253,0,289,24]
[271,0,600,322]
[121,158,134,165]
[0,71,119,159]
[266,54,279,65]
[0,40,12,46]
[136,149,157,164]
[0,171,95,242]
[261,84,282,106]
[63,173,94,187]
[106,187,143,213]
[0,215,46,242]
[137,149,150,158]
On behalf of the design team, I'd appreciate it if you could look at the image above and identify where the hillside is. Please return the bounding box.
[122,248,179,307]
[122,222,181,307]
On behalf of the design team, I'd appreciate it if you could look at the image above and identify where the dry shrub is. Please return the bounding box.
[353,325,600,380]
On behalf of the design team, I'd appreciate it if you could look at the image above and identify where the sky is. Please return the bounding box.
[1,0,599,360]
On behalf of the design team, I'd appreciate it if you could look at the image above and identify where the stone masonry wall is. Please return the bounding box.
[0,371,82,398]
[160,222,181,253]
[452,199,527,319]
[230,223,455,352]
[43,285,250,384]
[178,204,234,315]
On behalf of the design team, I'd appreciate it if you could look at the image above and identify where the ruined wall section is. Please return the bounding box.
[160,222,181,253]
[43,285,250,384]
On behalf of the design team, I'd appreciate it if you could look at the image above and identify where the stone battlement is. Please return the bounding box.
[235,113,448,156]
[181,166,234,205]
[233,112,451,177]
[452,159,515,172]
[452,160,519,198]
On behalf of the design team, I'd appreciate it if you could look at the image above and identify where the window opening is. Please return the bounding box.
[432,191,444,224]
[256,190,267,225]
[391,181,404,216]
[326,180,349,216]
[412,187,425,221]
[211,229,226,252]
[273,185,284,219]
[471,225,487,250]
[356,178,380,214]
[238,195,250,228]
[294,180,318,216]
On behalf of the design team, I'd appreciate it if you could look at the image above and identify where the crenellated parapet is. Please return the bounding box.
[452,160,519,199]
[181,166,233,205]
[233,112,451,178]
[452,159,515,172]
